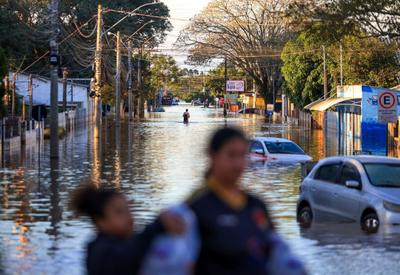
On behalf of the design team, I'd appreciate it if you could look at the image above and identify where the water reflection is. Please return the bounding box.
[0,106,398,274]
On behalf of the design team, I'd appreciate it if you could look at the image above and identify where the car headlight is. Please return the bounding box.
[383,201,400,213]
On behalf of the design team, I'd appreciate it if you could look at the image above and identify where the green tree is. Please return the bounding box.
[281,24,400,108]
[0,0,171,76]
[145,55,182,100]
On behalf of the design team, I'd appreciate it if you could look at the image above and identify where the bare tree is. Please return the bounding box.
[177,0,293,102]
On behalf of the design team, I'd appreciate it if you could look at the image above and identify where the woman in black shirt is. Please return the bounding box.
[187,127,274,275]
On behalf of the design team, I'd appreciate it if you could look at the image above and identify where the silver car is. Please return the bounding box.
[297,156,400,233]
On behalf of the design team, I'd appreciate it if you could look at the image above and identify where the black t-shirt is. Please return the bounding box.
[188,187,273,275]
[86,220,164,275]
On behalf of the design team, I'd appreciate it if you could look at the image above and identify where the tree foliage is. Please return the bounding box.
[177,0,293,103]
[146,55,182,99]
[0,0,171,77]
[288,0,400,40]
[281,24,400,108]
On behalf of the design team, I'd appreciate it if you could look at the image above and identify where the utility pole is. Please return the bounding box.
[49,0,60,159]
[252,78,256,109]
[340,44,343,87]
[115,31,121,127]
[224,56,228,117]
[70,80,74,104]
[272,68,276,112]
[137,46,143,118]
[62,67,68,112]
[11,73,16,117]
[323,45,328,99]
[28,74,33,121]
[127,40,133,122]
[4,76,9,115]
[22,96,26,121]
[94,4,103,135]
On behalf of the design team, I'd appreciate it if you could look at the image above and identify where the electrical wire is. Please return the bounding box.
[19,15,97,74]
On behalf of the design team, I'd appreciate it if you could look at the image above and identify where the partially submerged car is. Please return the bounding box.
[249,137,312,163]
[297,156,400,233]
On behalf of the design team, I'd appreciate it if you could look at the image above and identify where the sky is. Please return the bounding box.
[160,0,212,69]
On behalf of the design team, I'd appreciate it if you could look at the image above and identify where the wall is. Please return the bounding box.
[12,73,90,113]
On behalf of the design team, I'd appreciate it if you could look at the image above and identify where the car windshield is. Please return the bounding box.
[364,163,400,187]
[264,141,305,155]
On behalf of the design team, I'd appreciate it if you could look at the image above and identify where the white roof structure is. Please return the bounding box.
[10,72,90,111]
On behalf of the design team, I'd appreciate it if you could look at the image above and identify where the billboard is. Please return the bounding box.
[226,80,245,92]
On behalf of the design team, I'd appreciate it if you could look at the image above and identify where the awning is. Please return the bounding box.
[304,97,359,112]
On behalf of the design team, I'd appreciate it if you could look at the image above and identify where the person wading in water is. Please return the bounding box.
[183,109,190,124]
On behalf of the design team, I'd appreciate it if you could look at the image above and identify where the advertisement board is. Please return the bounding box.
[226,80,245,92]
[361,86,400,124]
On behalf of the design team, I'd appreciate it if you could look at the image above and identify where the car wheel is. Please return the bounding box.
[361,213,379,233]
[297,205,313,228]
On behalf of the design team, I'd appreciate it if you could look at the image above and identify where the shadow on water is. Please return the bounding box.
[0,106,399,274]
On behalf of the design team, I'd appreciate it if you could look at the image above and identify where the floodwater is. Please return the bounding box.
[0,105,399,275]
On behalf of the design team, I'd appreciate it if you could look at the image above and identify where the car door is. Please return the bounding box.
[311,163,342,218]
[249,140,266,160]
[330,162,362,221]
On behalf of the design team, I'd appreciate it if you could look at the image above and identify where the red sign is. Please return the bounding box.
[379,92,396,109]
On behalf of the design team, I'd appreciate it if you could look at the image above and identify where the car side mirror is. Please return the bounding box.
[346,180,361,189]
[253,149,264,155]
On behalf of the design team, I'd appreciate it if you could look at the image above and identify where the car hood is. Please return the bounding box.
[370,187,400,203]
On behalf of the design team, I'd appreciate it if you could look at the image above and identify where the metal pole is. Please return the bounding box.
[224,56,227,117]
[49,0,59,159]
[253,78,256,109]
[323,45,328,99]
[94,4,103,136]
[22,96,26,121]
[137,46,142,118]
[127,40,133,122]
[115,31,121,126]
[28,74,33,121]
[1,118,4,167]
[11,73,16,117]
[4,76,9,116]
[272,69,276,113]
[70,80,74,104]
[340,44,343,87]
[62,67,68,112]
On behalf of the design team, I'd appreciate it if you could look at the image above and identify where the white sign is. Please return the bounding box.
[378,91,398,123]
[226,80,245,92]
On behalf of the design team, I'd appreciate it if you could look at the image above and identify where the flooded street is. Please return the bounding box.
[0,106,399,275]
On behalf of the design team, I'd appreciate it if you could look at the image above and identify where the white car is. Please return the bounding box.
[249,137,312,163]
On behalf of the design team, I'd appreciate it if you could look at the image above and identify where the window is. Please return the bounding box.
[364,163,400,188]
[314,164,341,183]
[264,141,305,155]
[250,141,264,154]
[340,164,361,185]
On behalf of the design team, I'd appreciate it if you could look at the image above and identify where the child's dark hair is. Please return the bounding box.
[70,185,121,221]
[208,127,248,154]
